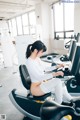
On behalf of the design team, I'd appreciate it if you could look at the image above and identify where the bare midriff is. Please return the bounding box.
[30,82,44,96]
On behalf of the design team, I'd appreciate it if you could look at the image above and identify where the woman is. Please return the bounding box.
[26,40,72,104]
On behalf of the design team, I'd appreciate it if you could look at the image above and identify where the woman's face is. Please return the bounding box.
[37,50,43,57]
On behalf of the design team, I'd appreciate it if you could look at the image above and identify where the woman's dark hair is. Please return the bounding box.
[26,40,47,58]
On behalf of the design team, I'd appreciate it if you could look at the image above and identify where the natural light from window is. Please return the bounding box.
[16,16,23,35]
[11,18,17,36]
[29,11,36,34]
[64,3,74,31]
[54,3,63,31]
[22,14,29,34]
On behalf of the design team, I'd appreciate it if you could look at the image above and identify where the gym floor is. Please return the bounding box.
[0,66,28,120]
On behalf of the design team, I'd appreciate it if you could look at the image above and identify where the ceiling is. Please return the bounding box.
[0,0,58,20]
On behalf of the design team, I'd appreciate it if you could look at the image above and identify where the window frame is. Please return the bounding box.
[53,2,74,40]
[7,10,36,37]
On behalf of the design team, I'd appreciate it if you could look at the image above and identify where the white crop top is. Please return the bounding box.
[26,57,56,83]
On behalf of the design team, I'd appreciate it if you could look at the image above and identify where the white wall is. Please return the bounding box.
[0,21,8,32]
[74,3,80,34]
[50,39,68,55]
[35,2,52,54]
[1,36,17,67]
[0,20,17,67]
[15,35,35,65]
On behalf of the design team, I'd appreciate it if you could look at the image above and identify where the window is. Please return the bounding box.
[29,11,36,34]
[53,2,74,40]
[11,18,17,36]
[54,3,63,31]
[56,32,64,38]
[22,13,29,34]
[8,20,12,34]
[66,31,74,38]
[8,10,36,37]
[64,3,74,31]
[16,16,23,35]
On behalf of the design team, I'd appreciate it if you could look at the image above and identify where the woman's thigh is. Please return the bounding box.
[40,78,62,94]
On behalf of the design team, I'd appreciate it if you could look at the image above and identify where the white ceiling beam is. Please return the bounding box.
[0,0,27,5]
[0,0,39,7]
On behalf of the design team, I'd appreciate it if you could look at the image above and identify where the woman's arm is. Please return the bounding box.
[39,59,57,72]
[52,71,64,77]
[27,58,64,83]
[44,63,65,73]
[28,64,64,82]
[39,58,64,73]
[27,63,54,82]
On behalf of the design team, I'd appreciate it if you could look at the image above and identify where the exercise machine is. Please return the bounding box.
[75,33,80,42]
[9,65,51,120]
[41,39,76,63]
[60,40,76,62]
[41,32,80,63]
[55,33,80,62]
[65,43,80,95]
[9,64,80,120]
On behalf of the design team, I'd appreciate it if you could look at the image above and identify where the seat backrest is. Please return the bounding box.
[19,65,51,100]
[19,65,31,90]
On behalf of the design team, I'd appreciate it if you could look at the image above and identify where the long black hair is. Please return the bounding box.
[26,40,47,58]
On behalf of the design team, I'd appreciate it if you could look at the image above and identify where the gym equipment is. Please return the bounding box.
[40,53,58,63]
[9,65,51,120]
[59,33,80,62]
[75,33,80,42]
[65,40,71,49]
[65,43,80,95]
[44,43,80,95]
[9,64,80,120]
[60,40,76,62]
[41,40,76,63]
[40,99,80,120]
[41,32,80,63]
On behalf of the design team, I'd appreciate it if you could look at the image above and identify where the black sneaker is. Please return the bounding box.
[61,101,74,107]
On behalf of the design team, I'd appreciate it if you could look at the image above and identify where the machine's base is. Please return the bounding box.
[66,79,80,95]
[23,116,32,120]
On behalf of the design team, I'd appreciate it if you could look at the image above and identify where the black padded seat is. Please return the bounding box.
[9,89,42,117]
[19,65,31,90]
[40,99,75,120]
[19,65,51,101]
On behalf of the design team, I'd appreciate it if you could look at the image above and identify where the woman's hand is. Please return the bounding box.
[56,64,64,68]
[53,71,64,77]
